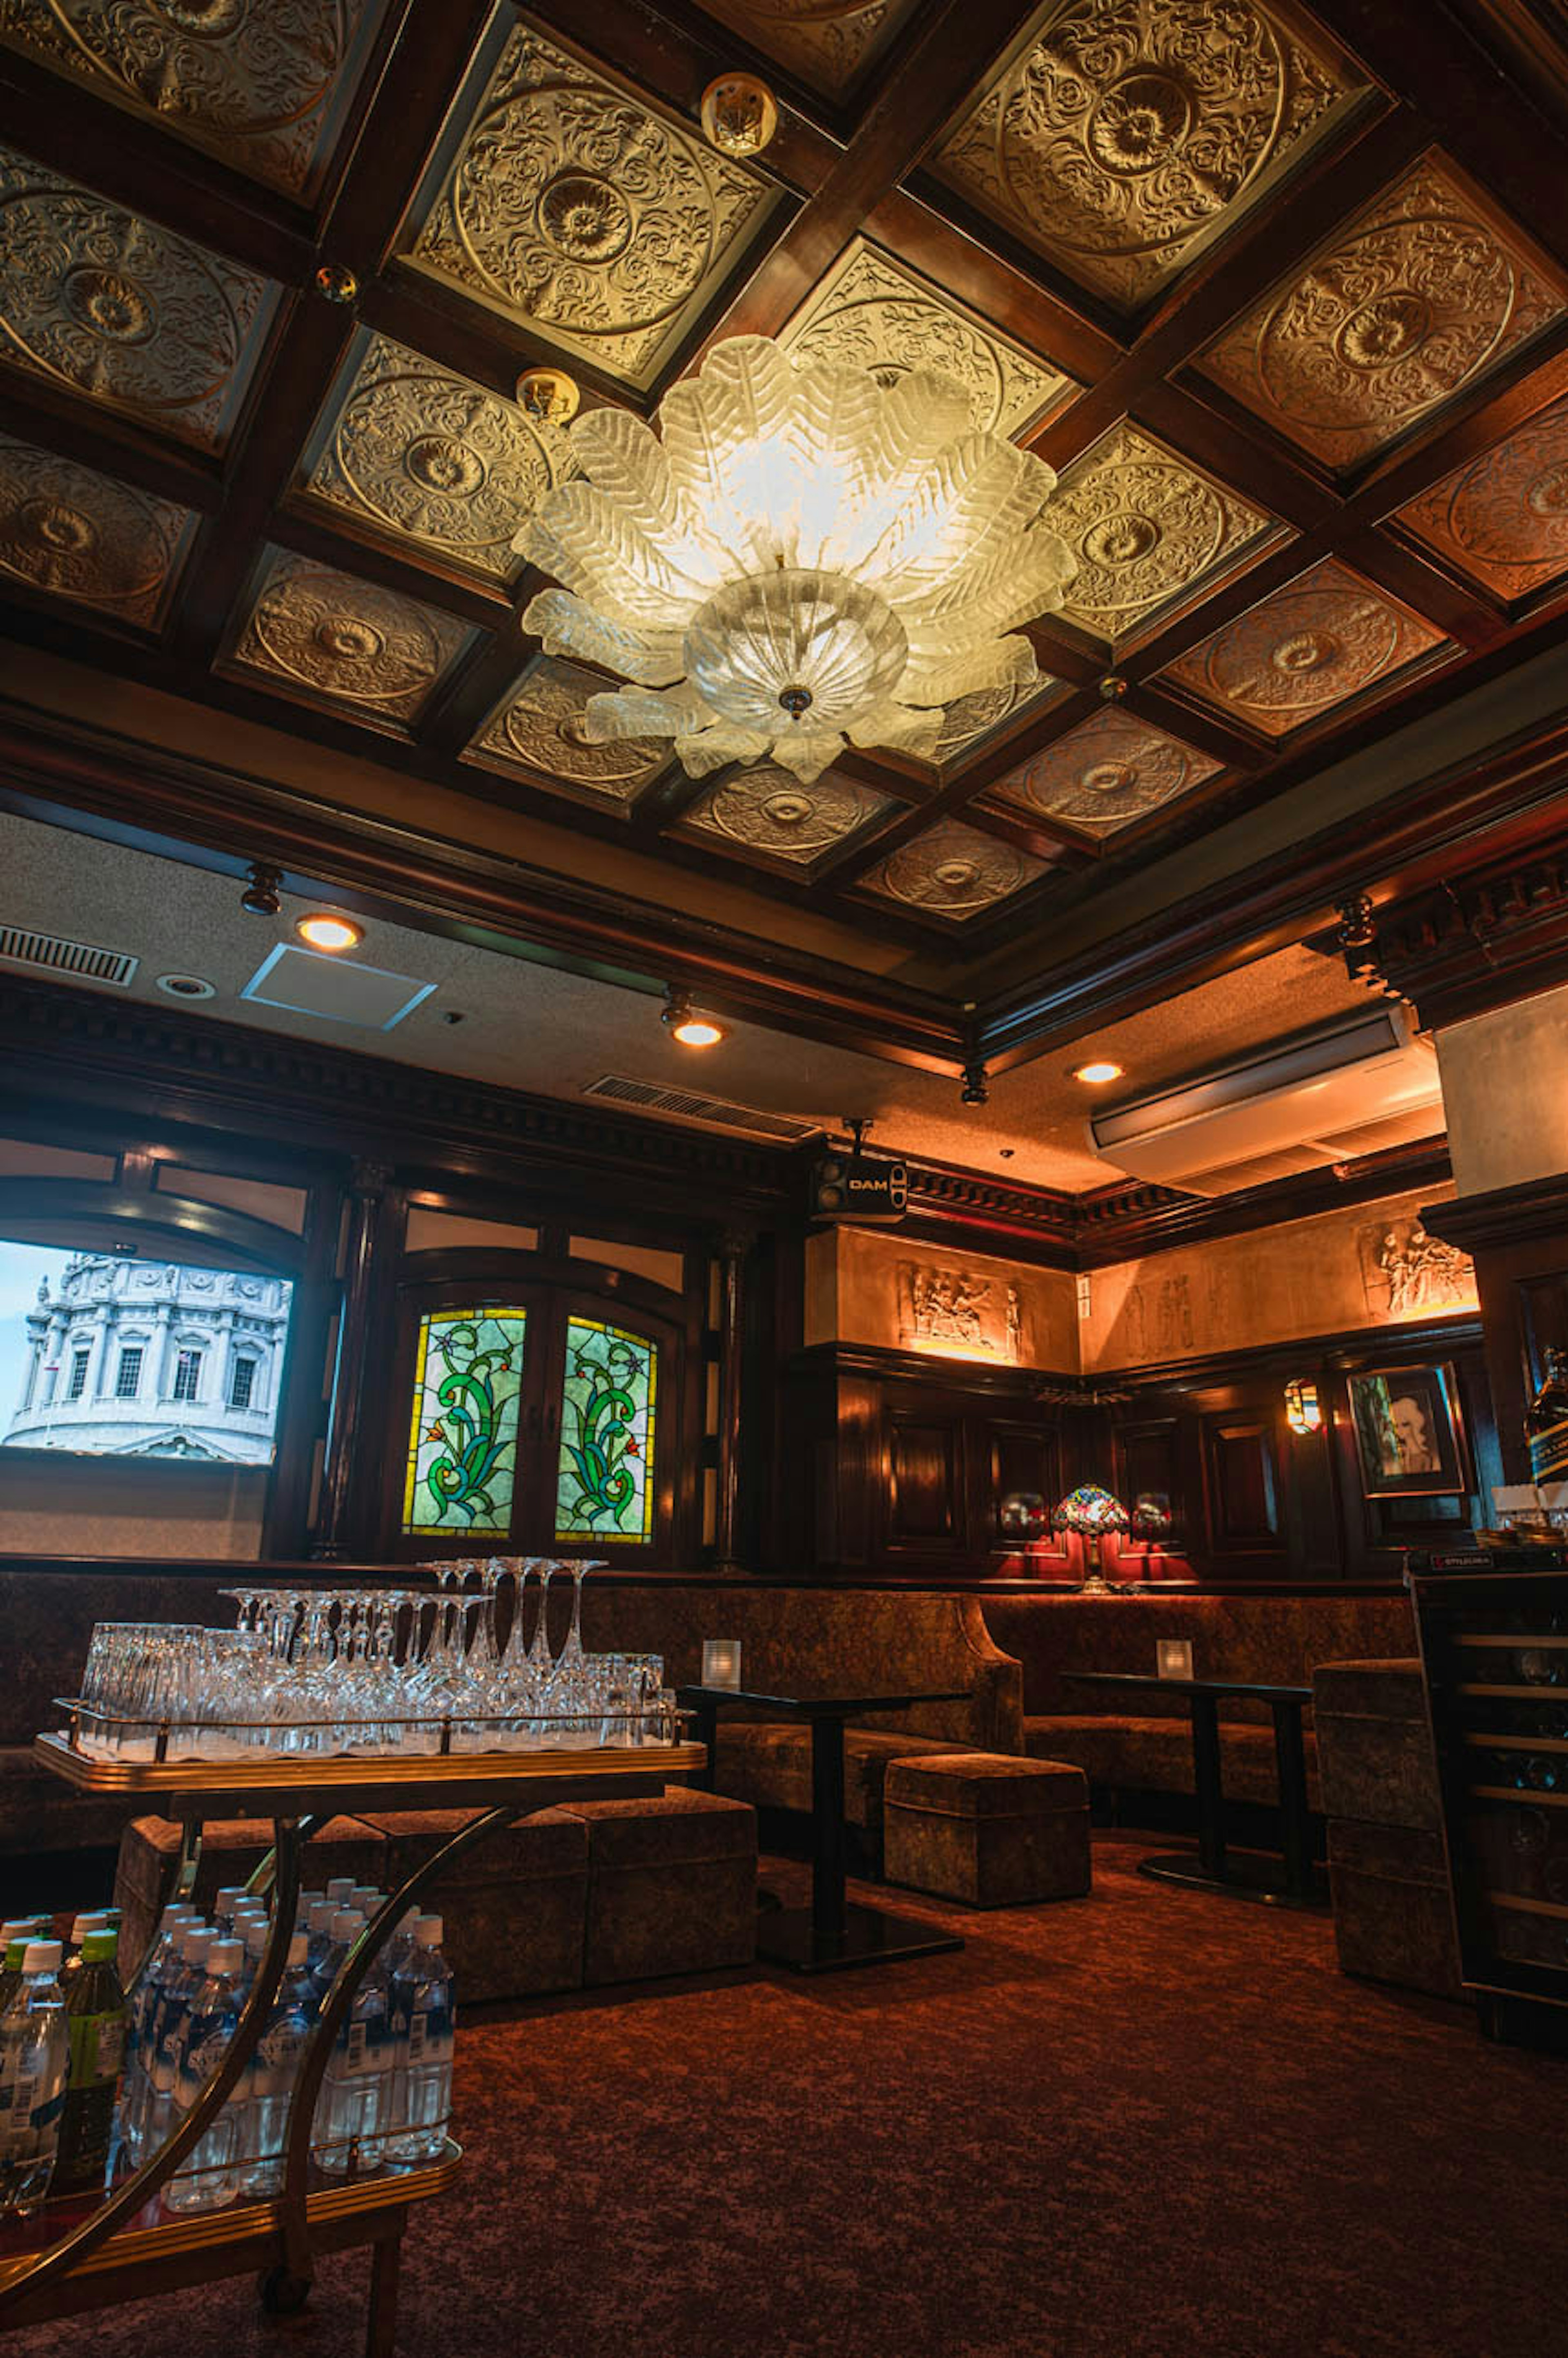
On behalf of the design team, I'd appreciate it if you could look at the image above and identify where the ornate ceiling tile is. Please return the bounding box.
[676,764,895,871]
[860,819,1048,921]
[1048,424,1275,641]
[930,0,1362,311]
[465,657,668,807]
[0,0,382,200]
[226,549,469,731]
[1396,401,1568,602]
[985,706,1221,835]
[0,435,194,628]
[688,0,923,94]
[1196,161,1565,471]
[781,239,1072,440]
[929,674,1063,771]
[0,144,271,450]
[301,334,575,582]
[1159,557,1449,737]
[405,24,776,393]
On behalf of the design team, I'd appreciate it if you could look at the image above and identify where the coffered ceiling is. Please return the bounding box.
[0,0,1566,1099]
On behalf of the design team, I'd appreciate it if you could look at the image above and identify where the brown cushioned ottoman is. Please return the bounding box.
[883,1753,1091,1908]
[557,1786,756,1987]
[114,1813,390,1965]
[355,1807,588,2004]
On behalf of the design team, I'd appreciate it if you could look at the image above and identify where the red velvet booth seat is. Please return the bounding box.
[980,1592,1419,1811]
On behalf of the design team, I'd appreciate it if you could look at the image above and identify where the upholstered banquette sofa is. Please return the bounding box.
[980,1590,1419,1810]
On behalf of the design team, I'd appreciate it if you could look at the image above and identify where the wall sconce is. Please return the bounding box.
[1284,1379,1323,1436]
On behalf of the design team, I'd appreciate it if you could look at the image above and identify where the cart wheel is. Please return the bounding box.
[258,2265,312,2315]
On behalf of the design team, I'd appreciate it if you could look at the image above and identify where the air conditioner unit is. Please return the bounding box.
[1086,1006,1444,1197]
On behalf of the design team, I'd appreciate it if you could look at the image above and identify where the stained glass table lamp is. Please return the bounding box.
[1051,1484,1131,1595]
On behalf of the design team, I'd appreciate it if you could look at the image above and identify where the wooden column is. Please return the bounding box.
[312,1160,398,1560]
[714,1228,749,1573]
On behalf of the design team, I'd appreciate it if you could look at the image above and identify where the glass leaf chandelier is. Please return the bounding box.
[516,337,1077,785]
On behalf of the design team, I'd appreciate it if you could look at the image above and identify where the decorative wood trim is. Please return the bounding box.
[1071,1137,1454,1267]
[1343,853,1568,1031]
[1422,1177,1568,1254]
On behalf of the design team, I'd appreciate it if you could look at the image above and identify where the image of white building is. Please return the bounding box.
[2,1254,292,1462]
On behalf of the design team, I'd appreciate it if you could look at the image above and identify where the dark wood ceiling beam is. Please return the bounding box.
[271,502,512,632]
[0,379,222,513]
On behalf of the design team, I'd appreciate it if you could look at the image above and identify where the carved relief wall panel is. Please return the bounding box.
[930,0,1364,310]
[0,145,272,450]
[0,436,195,628]
[781,239,1072,439]
[0,0,385,199]
[301,333,575,583]
[1047,425,1276,642]
[1196,160,1564,470]
[859,819,1049,924]
[404,23,777,392]
[464,656,668,808]
[805,1226,1078,1373]
[1081,1185,1477,1372]
[689,0,923,94]
[1159,557,1448,736]
[673,765,896,875]
[985,706,1223,837]
[1396,400,1568,602]
[224,548,470,733]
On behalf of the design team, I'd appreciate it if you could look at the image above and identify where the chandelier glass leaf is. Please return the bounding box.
[517,338,1077,785]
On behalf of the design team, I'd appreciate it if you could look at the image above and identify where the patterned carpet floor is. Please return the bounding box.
[6,1835,1566,2358]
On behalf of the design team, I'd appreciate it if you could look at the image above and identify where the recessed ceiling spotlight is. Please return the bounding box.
[662,987,726,1049]
[156,973,217,1001]
[1073,1059,1125,1086]
[295,912,364,954]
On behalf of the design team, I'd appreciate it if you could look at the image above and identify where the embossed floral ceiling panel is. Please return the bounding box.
[929,0,1366,310]
[464,657,669,809]
[1196,159,1566,470]
[673,764,897,874]
[1395,401,1568,602]
[301,332,576,583]
[223,548,471,733]
[929,676,1065,773]
[1048,423,1278,642]
[0,143,272,450]
[860,819,1050,924]
[688,0,924,94]
[1159,557,1450,737]
[780,239,1073,440]
[403,22,777,392]
[984,706,1223,837]
[0,434,196,629]
[0,0,386,199]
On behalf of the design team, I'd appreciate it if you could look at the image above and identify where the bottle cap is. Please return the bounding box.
[309,1900,336,1934]
[180,1927,213,1963]
[351,1887,381,1911]
[207,1940,243,1975]
[161,1904,197,1928]
[415,1915,443,1947]
[69,1912,109,1942]
[325,1878,355,1904]
[329,1910,364,1945]
[244,1921,268,1956]
[3,1938,28,1970]
[1,1917,47,1943]
[287,1931,309,1969]
[82,1930,119,1963]
[22,1941,62,1974]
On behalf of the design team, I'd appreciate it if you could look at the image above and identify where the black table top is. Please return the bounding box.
[1065,1671,1314,1704]
[675,1684,970,1717]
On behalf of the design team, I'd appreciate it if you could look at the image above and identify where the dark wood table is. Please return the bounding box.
[1065,1670,1325,1908]
[676,1684,969,1972]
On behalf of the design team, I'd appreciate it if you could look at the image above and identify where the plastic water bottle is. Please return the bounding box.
[118,1905,195,2164]
[0,1925,49,2022]
[0,1940,70,2214]
[143,1925,213,2157]
[387,1916,454,2168]
[52,1929,127,2196]
[165,1938,245,2214]
[305,1898,339,1978]
[242,1931,318,2199]
[314,1911,391,2176]
[325,1878,356,1910]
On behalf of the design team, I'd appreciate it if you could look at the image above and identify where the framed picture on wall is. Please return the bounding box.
[1348,1364,1467,1498]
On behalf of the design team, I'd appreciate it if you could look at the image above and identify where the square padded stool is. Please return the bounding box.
[114,1813,388,1964]
[356,1807,589,2003]
[883,1753,1091,1908]
[557,1786,756,1987]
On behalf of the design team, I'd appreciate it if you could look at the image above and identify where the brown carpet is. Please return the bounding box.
[5,1835,1566,2358]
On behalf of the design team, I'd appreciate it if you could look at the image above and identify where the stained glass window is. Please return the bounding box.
[555,1316,657,1544]
[402,1307,528,1537]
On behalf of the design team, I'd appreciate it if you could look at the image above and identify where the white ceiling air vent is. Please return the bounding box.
[582,1074,823,1144]
[1087,1006,1445,1198]
[0,926,138,988]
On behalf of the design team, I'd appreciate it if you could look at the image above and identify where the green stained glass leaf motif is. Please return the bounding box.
[555,1315,657,1544]
[402,1306,528,1536]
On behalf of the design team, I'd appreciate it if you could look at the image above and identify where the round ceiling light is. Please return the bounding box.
[663,989,726,1049]
[295,912,363,953]
[1073,1060,1125,1086]
[155,973,217,1001]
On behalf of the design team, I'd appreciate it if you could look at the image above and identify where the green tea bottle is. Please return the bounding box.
[52,1929,127,2196]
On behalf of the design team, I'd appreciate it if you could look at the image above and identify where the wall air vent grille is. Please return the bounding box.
[0,927,138,988]
[582,1074,822,1144]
